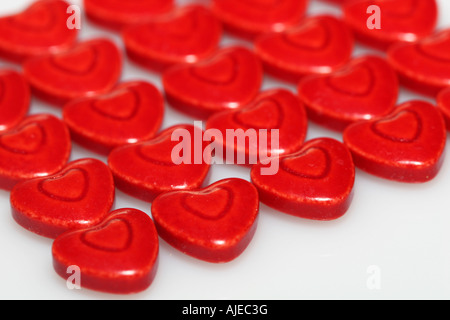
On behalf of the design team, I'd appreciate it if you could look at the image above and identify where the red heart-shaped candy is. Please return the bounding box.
[437,87,450,130]
[162,46,263,119]
[387,29,450,96]
[10,158,114,239]
[0,0,78,63]
[84,0,174,30]
[63,81,164,155]
[211,0,308,39]
[0,114,71,190]
[122,4,222,73]
[343,100,447,183]
[108,124,210,202]
[343,0,437,50]
[254,15,354,83]
[151,178,259,263]
[52,208,159,294]
[298,55,399,131]
[0,69,30,132]
[206,88,308,165]
[23,38,122,106]
[251,137,355,220]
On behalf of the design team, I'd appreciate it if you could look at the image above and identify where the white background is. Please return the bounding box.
[0,0,450,300]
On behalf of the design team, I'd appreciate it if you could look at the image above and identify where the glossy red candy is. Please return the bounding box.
[0,0,78,63]
[122,5,222,73]
[0,114,71,191]
[298,55,398,131]
[23,38,122,106]
[0,69,30,132]
[63,81,164,155]
[343,100,446,183]
[84,0,174,30]
[387,29,450,96]
[437,87,450,130]
[206,89,308,165]
[251,138,355,221]
[52,208,159,294]
[211,0,308,40]
[254,15,354,83]
[162,46,263,119]
[10,158,114,239]
[343,0,437,50]
[323,0,350,5]
[108,124,210,202]
[152,178,259,263]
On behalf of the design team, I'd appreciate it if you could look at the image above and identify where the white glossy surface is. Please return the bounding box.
[0,0,450,300]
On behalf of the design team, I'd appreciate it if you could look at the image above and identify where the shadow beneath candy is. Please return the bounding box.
[113,188,152,216]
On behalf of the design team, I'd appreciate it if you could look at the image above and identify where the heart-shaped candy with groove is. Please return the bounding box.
[108,124,210,202]
[151,178,259,263]
[23,38,122,106]
[122,4,222,72]
[11,158,115,239]
[251,137,355,220]
[63,81,164,155]
[84,0,174,30]
[162,46,263,119]
[298,55,398,131]
[343,100,446,183]
[254,15,354,83]
[0,114,71,190]
[343,0,437,50]
[0,0,78,62]
[52,208,159,294]
[211,0,308,39]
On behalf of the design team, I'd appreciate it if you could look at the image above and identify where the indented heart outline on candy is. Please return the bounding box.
[49,46,98,76]
[90,87,140,121]
[121,4,222,73]
[84,0,175,30]
[325,64,375,97]
[38,168,89,202]
[23,38,122,106]
[0,0,79,63]
[180,186,234,220]
[135,131,179,167]
[279,146,332,179]
[250,137,355,220]
[371,109,423,143]
[211,0,308,39]
[281,20,331,51]
[108,124,210,203]
[162,46,263,119]
[52,208,159,294]
[6,3,56,32]
[80,218,133,252]
[386,29,450,96]
[232,97,284,130]
[151,178,259,263]
[146,6,201,40]
[189,54,239,86]
[0,122,46,155]
[10,158,115,238]
[343,0,438,51]
[342,100,446,183]
[414,31,450,63]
